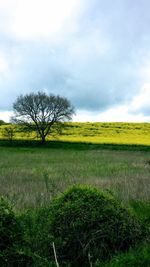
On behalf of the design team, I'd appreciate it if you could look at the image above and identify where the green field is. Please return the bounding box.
[0,144,149,210]
[0,122,150,266]
[0,122,150,209]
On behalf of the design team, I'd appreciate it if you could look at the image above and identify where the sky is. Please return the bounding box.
[0,0,150,122]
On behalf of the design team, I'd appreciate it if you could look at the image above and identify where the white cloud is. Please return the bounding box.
[68,27,110,59]
[73,105,150,122]
[129,84,150,115]
[0,1,16,35]
[2,106,149,123]
[0,53,9,74]
[90,85,150,122]
[73,84,150,122]
[0,0,9,8]
[0,0,150,123]
[10,0,82,40]
[0,111,13,122]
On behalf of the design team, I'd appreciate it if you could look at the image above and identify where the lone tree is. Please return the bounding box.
[12,91,74,143]
[0,120,6,125]
[3,126,15,145]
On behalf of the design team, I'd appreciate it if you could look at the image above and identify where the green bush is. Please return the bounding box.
[20,207,62,266]
[0,189,147,267]
[98,242,150,267]
[50,185,143,266]
[0,197,32,266]
[20,207,54,261]
[0,197,22,251]
[129,200,150,225]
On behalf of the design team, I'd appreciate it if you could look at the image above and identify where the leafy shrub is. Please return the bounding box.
[0,197,22,251]
[97,242,150,267]
[130,200,150,224]
[20,207,61,266]
[0,197,32,266]
[50,185,143,266]
[20,207,53,260]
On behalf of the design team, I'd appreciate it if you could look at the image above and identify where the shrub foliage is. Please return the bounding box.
[0,186,147,267]
[50,185,143,266]
[99,242,150,267]
[0,197,32,266]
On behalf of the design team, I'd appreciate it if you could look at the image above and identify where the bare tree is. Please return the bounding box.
[12,91,74,144]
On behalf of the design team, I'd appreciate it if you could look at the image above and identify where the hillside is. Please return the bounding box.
[0,122,150,145]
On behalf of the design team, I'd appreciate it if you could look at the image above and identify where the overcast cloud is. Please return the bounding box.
[0,0,150,122]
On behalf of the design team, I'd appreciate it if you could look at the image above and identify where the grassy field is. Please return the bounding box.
[0,122,150,266]
[0,122,150,210]
[0,122,150,145]
[60,122,150,145]
[0,142,150,210]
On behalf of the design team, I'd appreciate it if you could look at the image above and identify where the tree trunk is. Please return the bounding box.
[41,134,46,144]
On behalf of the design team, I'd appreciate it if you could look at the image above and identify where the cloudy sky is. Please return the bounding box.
[0,0,150,122]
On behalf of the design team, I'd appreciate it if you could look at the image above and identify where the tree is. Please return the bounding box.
[12,91,74,144]
[0,120,6,125]
[3,126,15,145]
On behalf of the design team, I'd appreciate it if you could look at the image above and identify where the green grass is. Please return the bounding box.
[0,122,150,266]
[101,242,150,267]
[0,142,149,210]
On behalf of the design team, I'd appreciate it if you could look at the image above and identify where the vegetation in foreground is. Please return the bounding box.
[0,122,150,266]
[0,142,149,209]
[0,185,149,267]
[101,242,150,267]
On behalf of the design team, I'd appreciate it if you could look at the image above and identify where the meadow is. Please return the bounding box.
[0,122,150,266]
[0,122,150,209]
[0,122,150,145]
[59,122,150,145]
[0,144,150,211]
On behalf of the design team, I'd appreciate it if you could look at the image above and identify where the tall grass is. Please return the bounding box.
[0,122,149,266]
[0,145,149,210]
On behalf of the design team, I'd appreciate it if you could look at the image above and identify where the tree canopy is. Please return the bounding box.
[12,91,74,143]
[0,120,6,125]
